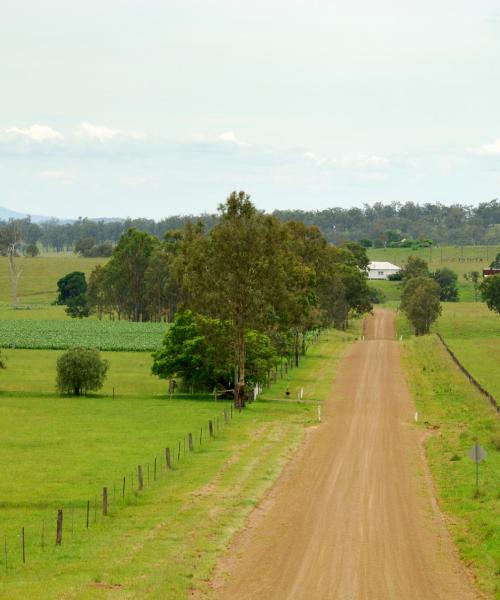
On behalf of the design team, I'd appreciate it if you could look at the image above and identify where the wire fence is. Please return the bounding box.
[0,330,323,577]
[436,332,499,414]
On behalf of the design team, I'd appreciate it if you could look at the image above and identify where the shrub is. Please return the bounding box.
[56,348,109,396]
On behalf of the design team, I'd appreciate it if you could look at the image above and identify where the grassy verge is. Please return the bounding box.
[0,327,355,598]
[402,335,500,599]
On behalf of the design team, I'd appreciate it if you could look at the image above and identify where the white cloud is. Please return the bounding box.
[474,139,500,156]
[38,170,72,182]
[74,122,145,143]
[304,151,389,170]
[218,131,251,147]
[4,124,63,142]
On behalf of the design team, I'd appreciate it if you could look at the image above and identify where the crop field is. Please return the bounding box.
[402,335,500,598]
[0,319,167,351]
[0,328,355,598]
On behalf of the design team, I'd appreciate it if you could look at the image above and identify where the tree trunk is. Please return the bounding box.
[7,244,23,309]
[294,330,299,367]
[235,326,246,409]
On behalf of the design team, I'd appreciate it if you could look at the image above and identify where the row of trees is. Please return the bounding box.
[2,199,500,252]
[82,192,372,402]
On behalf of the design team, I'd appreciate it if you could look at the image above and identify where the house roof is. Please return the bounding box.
[368,261,401,271]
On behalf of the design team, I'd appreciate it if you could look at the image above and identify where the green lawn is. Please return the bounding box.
[402,335,500,599]
[0,327,356,598]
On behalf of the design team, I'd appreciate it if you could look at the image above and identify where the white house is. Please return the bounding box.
[367,261,401,280]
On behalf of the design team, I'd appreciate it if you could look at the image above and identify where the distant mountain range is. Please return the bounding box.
[0,206,122,224]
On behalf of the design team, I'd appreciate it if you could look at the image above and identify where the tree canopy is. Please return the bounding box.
[401,276,441,335]
[480,275,500,315]
[56,348,109,396]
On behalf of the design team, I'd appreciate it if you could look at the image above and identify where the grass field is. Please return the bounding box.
[0,327,356,598]
[368,245,500,303]
[0,255,105,309]
[402,335,500,599]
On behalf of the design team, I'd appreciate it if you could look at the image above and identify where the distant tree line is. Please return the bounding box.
[1,199,500,252]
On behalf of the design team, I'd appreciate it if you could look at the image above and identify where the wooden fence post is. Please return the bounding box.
[165,447,172,469]
[102,487,108,516]
[209,420,214,437]
[188,432,193,451]
[224,408,228,424]
[56,510,63,545]
[138,465,143,491]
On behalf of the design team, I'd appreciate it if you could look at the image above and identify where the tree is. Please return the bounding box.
[56,348,109,395]
[87,264,107,319]
[463,270,480,302]
[0,350,5,371]
[431,267,458,302]
[152,310,233,391]
[56,272,87,304]
[490,252,500,269]
[24,244,40,257]
[0,221,25,308]
[103,229,157,321]
[74,237,97,256]
[180,192,287,404]
[65,294,90,318]
[401,277,441,335]
[400,256,429,281]
[480,275,500,314]
[339,241,370,271]
[144,231,184,322]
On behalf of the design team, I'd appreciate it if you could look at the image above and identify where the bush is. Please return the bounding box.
[24,244,40,257]
[369,286,386,304]
[56,348,109,395]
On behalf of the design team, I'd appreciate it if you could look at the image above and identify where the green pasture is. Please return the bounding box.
[0,255,105,309]
[367,244,500,275]
[0,328,355,598]
[368,245,500,304]
[402,336,500,599]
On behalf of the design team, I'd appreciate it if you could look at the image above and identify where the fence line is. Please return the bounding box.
[435,333,499,414]
[0,330,325,575]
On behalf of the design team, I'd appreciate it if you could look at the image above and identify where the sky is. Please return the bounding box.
[1,0,500,219]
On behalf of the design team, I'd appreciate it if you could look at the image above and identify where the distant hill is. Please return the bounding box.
[0,206,122,224]
[0,205,57,223]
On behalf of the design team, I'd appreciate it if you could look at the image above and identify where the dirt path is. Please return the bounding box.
[213,309,480,600]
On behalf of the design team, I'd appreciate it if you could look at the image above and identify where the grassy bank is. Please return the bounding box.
[0,327,355,598]
[402,335,500,599]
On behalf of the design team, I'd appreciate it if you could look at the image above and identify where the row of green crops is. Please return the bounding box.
[0,319,168,351]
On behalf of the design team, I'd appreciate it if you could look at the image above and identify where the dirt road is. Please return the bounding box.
[214,310,479,600]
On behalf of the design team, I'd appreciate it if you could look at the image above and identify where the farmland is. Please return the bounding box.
[0,325,355,598]
[0,255,105,308]
[0,319,167,351]
[368,244,500,303]
[399,301,500,598]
